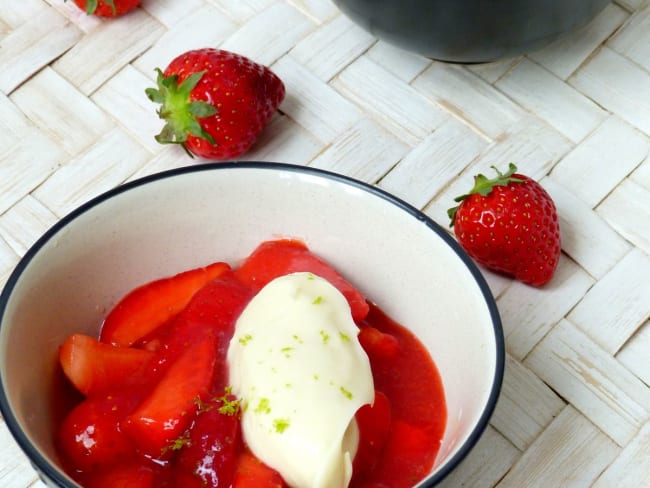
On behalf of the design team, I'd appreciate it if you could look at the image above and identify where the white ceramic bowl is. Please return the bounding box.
[0,163,504,487]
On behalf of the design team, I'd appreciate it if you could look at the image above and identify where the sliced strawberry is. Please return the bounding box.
[59,334,154,396]
[354,391,392,477]
[164,272,253,351]
[83,463,157,488]
[232,451,285,488]
[100,261,230,347]
[358,325,401,360]
[122,334,217,456]
[371,420,437,487]
[171,394,242,487]
[122,272,252,457]
[57,394,140,472]
[235,239,369,322]
[160,272,254,390]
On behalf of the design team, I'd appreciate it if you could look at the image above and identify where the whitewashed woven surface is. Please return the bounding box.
[1,0,650,487]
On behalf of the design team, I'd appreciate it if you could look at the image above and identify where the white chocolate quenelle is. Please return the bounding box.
[227,272,374,488]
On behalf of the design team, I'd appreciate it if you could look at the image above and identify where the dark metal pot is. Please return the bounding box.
[332,0,610,63]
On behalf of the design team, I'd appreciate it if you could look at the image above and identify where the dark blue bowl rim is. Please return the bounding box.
[0,161,505,487]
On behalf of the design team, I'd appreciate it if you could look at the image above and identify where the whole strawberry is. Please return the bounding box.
[448,163,561,287]
[145,49,285,160]
[69,0,140,17]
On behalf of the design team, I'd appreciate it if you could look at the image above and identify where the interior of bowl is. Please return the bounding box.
[0,162,504,487]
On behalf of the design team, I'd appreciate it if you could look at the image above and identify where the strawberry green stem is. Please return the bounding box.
[447,163,525,227]
[145,69,218,156]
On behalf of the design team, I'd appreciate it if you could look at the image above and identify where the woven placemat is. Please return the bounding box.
[1,1,649,487]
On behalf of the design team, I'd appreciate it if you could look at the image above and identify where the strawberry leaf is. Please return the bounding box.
[187,118,216,145]
[105,0,117,16]
[178,71,204,95]
[155,124,177,144]
[470,174,493,196]
[145,88,164,104]
[85,0,98,14]
[446,205,460,226]
[146,68,219,155]
[188,101,218,118]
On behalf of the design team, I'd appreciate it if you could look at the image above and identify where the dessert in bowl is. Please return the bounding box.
[0,162,504,487]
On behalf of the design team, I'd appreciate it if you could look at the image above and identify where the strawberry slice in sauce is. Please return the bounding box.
[162,273,253,356]
[121,333,217,456]
[358,325,401,360]
[354,391,392,479]
[59,334,155,397]
[235,239,369,322]
[100,261,230,347]
[232,451,285,488]
[83,463,158,488]
[121,273,253,457]
[171,394,242,487]
[370,420,438,488]
[57,393,142,473]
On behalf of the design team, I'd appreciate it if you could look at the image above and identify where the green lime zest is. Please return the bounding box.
[254,397,271,414]
[238,334,253,346]
[320,330,330,344]
[161,431,191,455]
[273,418,290,433]
[340,386,353,400]
[216,386,241,416]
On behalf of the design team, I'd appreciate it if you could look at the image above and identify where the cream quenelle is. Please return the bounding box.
[227,272,374,488]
